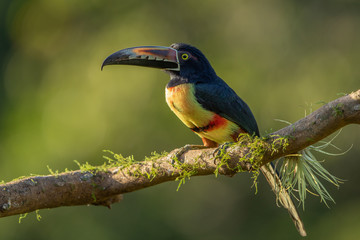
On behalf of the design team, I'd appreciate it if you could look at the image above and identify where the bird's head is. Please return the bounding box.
[102,43,216,82]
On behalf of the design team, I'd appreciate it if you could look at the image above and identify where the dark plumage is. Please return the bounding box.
[167,43,259,138]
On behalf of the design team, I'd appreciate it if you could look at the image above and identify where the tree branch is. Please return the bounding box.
[1,90,359,218]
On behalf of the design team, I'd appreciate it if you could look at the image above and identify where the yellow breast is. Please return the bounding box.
[165,84,212,129]
[165,83,239,143]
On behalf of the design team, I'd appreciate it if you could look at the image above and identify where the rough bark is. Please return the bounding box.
[1,89,359,218]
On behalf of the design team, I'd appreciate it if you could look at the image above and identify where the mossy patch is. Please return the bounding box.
[213,133,289,192]
[171,155,206,191]
[101,150,168,181]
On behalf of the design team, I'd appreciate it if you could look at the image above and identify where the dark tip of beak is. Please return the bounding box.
[101,46,179,71]
[101,59,109,71]
[101,49,131,71]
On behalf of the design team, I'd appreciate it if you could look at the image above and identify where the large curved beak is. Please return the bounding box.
[101,46,179,71]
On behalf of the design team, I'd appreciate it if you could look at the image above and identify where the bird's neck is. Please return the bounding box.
[167,74,189,88]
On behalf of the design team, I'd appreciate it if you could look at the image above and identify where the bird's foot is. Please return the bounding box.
[213,142,233,159]
[171,144,208,164]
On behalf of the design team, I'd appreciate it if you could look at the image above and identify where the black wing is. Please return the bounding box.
[194,79,259,136]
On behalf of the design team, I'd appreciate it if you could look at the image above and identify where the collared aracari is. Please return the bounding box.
[102,43,306,236]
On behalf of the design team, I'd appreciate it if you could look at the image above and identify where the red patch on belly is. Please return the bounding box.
[190,114,228,133]
[209,114,227,130]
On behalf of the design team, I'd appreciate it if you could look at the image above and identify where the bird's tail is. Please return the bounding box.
[260,163,307,237]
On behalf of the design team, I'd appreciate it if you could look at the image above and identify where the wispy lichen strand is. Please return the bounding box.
[278,129,349,209]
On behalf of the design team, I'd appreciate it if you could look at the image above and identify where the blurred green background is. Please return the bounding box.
[0,0,359,239]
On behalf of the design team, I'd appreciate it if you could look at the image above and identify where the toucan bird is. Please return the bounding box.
[102,43,306,236]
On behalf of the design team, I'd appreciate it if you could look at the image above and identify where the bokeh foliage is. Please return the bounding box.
[0,0,359,239]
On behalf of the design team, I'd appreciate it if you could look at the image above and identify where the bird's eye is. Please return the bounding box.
[181,53,189,60]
